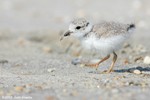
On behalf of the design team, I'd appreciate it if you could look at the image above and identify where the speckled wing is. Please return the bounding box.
[92,21,130,38]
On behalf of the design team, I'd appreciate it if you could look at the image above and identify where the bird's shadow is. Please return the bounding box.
[88,66,150,74]
[114,66,150,73]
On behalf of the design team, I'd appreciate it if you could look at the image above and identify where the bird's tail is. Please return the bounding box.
[127,24,135,32]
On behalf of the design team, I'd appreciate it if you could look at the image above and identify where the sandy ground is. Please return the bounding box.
[0,0,150,100]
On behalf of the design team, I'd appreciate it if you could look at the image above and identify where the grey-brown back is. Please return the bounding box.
[90,21,133,38]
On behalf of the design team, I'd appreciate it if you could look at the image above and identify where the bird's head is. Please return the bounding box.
[61,18,92,40]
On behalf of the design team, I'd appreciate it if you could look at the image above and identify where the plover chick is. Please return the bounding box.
[61,18,135,73]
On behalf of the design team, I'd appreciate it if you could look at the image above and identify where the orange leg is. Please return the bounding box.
[85,55,110,70]
[103,52,117,73]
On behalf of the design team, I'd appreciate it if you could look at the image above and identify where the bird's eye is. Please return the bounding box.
[76,26,81,30]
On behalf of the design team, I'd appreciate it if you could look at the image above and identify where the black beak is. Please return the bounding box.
[60,30,72,41]
[64,30,72,36]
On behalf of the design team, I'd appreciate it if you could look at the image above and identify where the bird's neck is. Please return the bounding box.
[83,25,93,38]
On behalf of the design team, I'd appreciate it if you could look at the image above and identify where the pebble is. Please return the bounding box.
[80,64,85,67]
[26,83,33,87]
[143,56,150,64]
[45,96,55,100]
[97,85,100,88]
[24,84,33,93]
[47,68,56,73]
[123,43,130,48]
[17,37,29,46]
[63,89,67,93]
[24,88,32,93]
[72,50,81,57]
[124,82,130,86]
[14,86,24,92]
[114,76,126,80]
[134,57,143,62]
[129,69,141,74]
[43,46,53,53]
[35,85,43,90]
[124,59,129,65]
[141,83,147,88]
[133,69,141,74]
[103,79,110,84]
[71,58,81,65]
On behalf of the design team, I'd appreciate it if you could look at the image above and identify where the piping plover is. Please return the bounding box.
[61,18,135,73]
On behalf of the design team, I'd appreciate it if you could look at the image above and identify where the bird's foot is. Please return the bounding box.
[84,63,99,70]
[100,69,114,74]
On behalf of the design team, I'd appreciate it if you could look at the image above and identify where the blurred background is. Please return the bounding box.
[0,0,149,63]
[0,0,150,31]
[0,0,150,46]
[0,0,150,60]
[0,0,150,99]
[0,0,149,51]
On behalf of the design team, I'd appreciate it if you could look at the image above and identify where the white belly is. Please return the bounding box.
[81,34,129,56]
